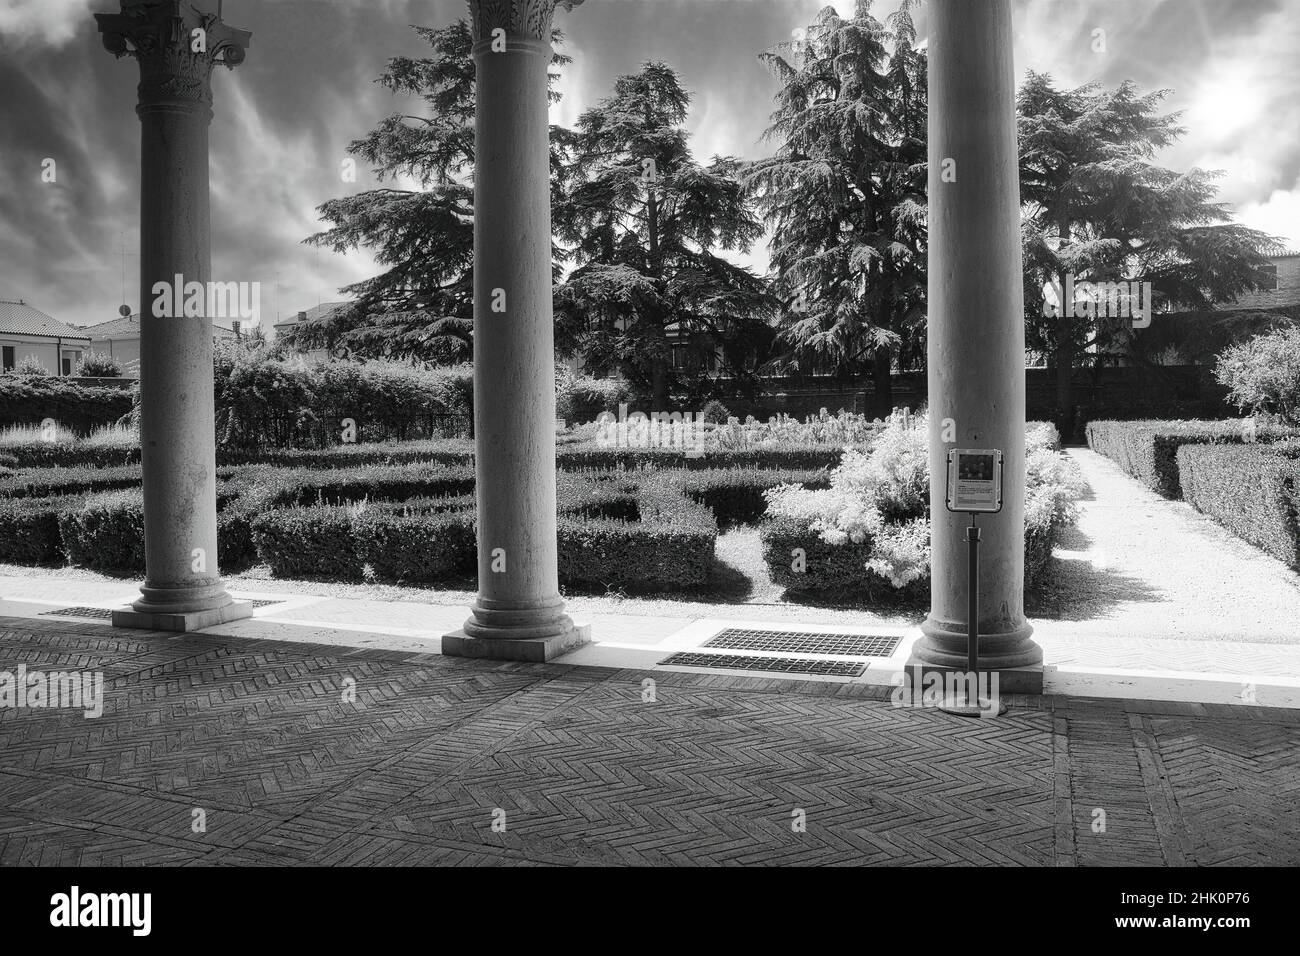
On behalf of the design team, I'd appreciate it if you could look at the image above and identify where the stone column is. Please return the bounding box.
[912,0,1043,677]
[442,0,589,662]
[97,1,252,631]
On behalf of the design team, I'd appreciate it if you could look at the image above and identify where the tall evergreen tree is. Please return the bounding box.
[746,0,927,417]
[1018,72,1283,426]
[554,63,774,408]
[290,20,570,363]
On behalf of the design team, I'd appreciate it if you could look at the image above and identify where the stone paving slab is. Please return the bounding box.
[0,616,1296,866]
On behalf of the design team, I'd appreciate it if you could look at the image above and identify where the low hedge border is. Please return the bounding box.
[0,494,79,565]
[1176,444,1300,567]
[677,467,832,529]
[57,490,146,577]
[760,511,1066,599]
[247,478,717,591]
[1086,419,1300,498]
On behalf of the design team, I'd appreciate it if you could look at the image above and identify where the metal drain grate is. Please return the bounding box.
[659,652,866,677]
[703,628,902,658]
[247,599,283,609]
[41,607,113,620]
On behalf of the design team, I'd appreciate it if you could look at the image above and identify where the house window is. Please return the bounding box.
[1259,264,1279,291]
[2,346,13,371]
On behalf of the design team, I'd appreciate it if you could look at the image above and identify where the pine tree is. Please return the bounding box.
[291,20,570,363]
[1018,72,1283,430]
[745,0,927,417]
[554,63,774,409]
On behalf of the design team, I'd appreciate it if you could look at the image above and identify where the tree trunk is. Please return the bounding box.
[872,344,893,419]
[1054,212,1074,427]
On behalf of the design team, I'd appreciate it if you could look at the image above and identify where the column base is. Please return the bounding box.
[909,618,1044,694]
[112,601,253,633]
[899,660,1044,696]
[442,622,591,663]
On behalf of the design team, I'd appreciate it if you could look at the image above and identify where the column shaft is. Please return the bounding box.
[134,102,227,614]
[98,0,252,631]
[442,19,588,661]
[914,0,1041,670]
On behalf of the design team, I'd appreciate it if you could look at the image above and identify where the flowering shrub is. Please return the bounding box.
[764,413,1081,592]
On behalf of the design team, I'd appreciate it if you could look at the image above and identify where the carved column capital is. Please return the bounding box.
[96,0,251,113]
[465,0,583,44]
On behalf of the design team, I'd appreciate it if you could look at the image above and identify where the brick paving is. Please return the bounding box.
[1,616,1297,866]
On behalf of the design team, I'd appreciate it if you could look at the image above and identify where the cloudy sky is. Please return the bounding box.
[1,0,1297,330]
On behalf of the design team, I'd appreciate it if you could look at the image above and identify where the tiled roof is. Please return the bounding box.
[0,300,90,339]
[275,301,350,328]
[83,314,142,339]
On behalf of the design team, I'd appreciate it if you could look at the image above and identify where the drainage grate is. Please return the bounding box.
[247,599,283,609]
[703,628,901,658]
[659,652,866,677]
[41,607,113,620]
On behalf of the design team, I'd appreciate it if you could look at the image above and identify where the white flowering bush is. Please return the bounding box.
[764,413,1082,594]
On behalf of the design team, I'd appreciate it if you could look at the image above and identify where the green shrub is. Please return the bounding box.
[700,400,732,424]
[0,376,137,432]
[556,443,843,471]
[679,467,832,528]
[354,502,477,583]
[0,495,76,565]
[74,351,122,377]
[557,476,717,591]
[760,516,928,602]
[0,464,142,499]
[217,437,473,468]
[239,462,476,509]
[1086,419,1300,498]
[251,505,364,580]
[58,490,146,575]
[1176,444,1300,567]
[1214,326,1300,423]
[762,413,1082,597]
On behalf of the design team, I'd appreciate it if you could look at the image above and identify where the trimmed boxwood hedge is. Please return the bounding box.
[251,505,364,581]
[0,494,77,565]
[1086,419,1300,498]
[0,464,145,499]
[57,490,146,576]
[555,443,843,472]
[354,502,477,584]
[557,475,717,591]
[761,509,1063,599]
[679,467,832,528]
[1176,444,1300,567]
[759,516,929,603]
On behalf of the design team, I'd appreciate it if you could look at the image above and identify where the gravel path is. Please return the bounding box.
[1028,448,1300,643]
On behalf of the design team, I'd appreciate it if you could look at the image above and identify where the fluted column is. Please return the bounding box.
[97,1,252,631]
[442,0,589,661]
[912,0,1042,673]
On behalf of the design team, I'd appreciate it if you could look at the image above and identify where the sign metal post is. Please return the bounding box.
[940,449,1008,717]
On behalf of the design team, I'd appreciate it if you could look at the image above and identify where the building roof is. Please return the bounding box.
[82,313,241,339]
[0,300,90,340]
[274,301,350,330]
[83,314,142,339]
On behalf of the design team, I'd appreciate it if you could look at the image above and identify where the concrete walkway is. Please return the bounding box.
[1,615,1296,866]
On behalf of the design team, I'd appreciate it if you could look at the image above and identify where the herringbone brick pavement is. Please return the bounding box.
[1,616,1297,866]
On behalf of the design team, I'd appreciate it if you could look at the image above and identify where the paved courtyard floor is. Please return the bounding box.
[2,616,1297,866]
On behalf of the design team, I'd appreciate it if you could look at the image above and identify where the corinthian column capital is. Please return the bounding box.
[465,0,583,44]
[95,0,251,113]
